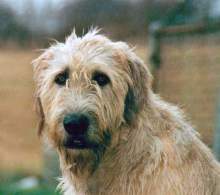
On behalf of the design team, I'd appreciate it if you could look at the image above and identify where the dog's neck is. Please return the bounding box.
[59,94,194,195]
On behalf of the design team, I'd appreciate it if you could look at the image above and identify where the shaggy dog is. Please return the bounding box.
[33,29,220,195]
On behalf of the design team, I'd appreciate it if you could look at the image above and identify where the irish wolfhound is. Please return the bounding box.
[33,29,220,195]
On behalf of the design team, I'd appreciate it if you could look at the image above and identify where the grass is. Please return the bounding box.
[0,172,60,195]
[0,177,60,195]
[0,184,59,195]
[0,184,60,195]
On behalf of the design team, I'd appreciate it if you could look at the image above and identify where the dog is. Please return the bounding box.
[33,29,220,195]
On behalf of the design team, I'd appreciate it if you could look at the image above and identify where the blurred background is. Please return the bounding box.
[0,0,220,194]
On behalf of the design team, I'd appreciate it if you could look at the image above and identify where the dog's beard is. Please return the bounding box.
[59,129,111,174]
[63,133,100,149]
[62,129,111,156]
[50,113,112,174]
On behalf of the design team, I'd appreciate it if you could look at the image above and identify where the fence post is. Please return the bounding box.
[148,22,162,92]
[213,94,220,161]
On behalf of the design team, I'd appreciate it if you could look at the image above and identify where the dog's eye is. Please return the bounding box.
[92,72,110,87]
[55,70,69,86]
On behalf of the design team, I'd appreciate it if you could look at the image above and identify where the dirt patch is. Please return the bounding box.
[0,48,42,173]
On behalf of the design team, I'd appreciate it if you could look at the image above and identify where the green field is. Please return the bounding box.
[0,172,60,195]
[0,185,60,195]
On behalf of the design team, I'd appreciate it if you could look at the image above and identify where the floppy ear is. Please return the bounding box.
[34,97,45,136]
[123,50,152,124]
[32,51,52,82]
[32,51,52,135]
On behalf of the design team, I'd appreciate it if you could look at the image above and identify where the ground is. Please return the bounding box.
[0,48,41,173]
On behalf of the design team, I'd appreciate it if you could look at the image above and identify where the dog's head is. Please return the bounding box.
[33,29,152,161]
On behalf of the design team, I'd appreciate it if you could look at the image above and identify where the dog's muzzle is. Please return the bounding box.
[63,113,89,136]
[63,113,95,149]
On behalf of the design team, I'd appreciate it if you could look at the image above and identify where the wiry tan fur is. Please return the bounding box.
[33,29,220,195]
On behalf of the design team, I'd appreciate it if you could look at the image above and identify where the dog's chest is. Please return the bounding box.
[85,167,146,195]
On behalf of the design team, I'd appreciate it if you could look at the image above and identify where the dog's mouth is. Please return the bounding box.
[63,135,97,149]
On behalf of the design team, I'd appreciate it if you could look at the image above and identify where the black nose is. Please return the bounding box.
[63,113,89,136]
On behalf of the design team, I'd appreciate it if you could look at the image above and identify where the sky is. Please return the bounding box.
[1,0,220,35]
[3,0,220,17]
[210,0,220,18]
[1,0,70,16]
[1,0,70,34]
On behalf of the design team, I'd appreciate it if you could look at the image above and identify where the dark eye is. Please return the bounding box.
[92,72,110,87]
[55,70,69,86]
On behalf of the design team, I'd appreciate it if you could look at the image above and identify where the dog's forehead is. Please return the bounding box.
[48,38,116,71]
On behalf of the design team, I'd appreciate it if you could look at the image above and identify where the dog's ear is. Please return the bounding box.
[124,87,137,123]
[128,55,152,106]
[34,97,45,136]
[115,43,152,124]
[32,51,52,82]
[32,51,52,136]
